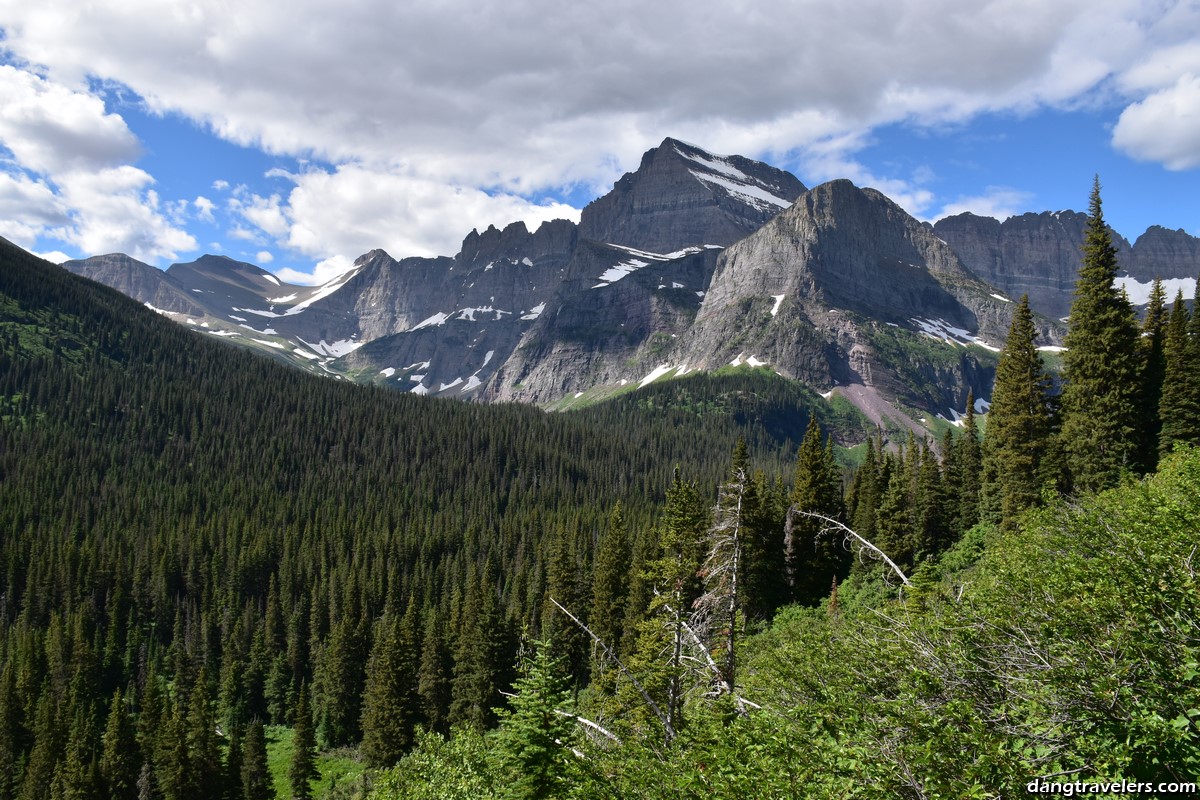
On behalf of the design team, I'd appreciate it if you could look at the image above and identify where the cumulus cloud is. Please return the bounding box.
[0,64,197,260]
[1112,73,1200,170]
[937,186,1036,221]
[275,254,354,286]
[0,0,1197,263]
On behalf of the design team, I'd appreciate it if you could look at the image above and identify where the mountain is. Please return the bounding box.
[577,137,807,252]
[61,136,1199,433]
[934,212,1200,319]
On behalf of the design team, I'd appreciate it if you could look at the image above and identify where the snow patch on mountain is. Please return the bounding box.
[521,302,546,320]
[770,294,785,316]
[297,337,363,357]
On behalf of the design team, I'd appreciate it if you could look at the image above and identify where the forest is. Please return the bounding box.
[1,182,1199,798]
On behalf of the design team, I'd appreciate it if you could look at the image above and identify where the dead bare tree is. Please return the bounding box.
[784,507,912,588]
[692,467,747,695]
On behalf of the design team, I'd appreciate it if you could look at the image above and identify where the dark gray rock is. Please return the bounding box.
[578,137,806,253]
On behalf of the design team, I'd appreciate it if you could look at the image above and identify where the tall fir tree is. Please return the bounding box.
[1159,288,1200,456]
[1138,277,1168,471]
[288,684,318,800]
[490,638,577,800]
[98,689,139,800]
[785,417,846,604]
[417,614,452,736]
[360,600,422,768]
[240,719,274,800]
[982,295,1055,527]
[1058,177,1142,492]
[589,503,631,682]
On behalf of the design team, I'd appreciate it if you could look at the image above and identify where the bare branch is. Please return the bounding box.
[549,597,676,744]
[786,507,911,587]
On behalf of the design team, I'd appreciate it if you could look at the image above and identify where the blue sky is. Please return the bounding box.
[1,1,1198,285]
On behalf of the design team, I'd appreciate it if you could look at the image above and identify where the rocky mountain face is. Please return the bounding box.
[59,137,1194,433]
[934,212,1200,320]
[578,138,807,252]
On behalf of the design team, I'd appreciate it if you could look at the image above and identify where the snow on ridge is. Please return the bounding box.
[461,375,482,392]
[252,339,285,349]
[379,367,396,378]
[729,353,769,368]
[689,170,791,210]
[521,302,546,320]
[675,146,751,182]
[411,312,450,331]
[439,377,464,392]
[292,348,319,360]
[270,293,298,303]
[263,273,281,286]
[297,337,363,357]
[770,294,785,316]
[593,258,650,288]
[404,360,432,371]
[910,318,997,351]
[283,267,361,315]
[990,293,1011,302]
[639,363,676,388]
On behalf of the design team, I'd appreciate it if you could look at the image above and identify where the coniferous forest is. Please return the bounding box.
[3,180,1200,799]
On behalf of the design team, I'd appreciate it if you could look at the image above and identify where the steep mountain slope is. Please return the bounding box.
[934,212,1199,319]
[578,137,807,252]
[663,179,1048,421]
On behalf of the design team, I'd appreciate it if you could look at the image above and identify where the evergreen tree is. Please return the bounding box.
[416,615,451,736]
[99,689,139,800]
[0,660,22,800]
[1138,277,1168,471]
[1159,289,1200,455]
[1059,177,1142,492]
[360,601,422,768]
[185,671,221,795]
[311,615,366,749]
[240,720,274,800]
[589,503,630,682]
[955,394,983,535]
[490,638,576,800]
[786,417,846,604]
[982,295,1055,527]
[287,684,317,800]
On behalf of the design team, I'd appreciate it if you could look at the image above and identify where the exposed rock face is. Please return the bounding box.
[675,180,1055,413]
[934,212,1198,319]
[62,253,207,317]
[578,137,806,253]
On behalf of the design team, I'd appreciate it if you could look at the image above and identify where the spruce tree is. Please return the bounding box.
[1059,177,1142,492]
[416,615,452,736]
[99,689,139,800]
[786,417,846,604]
[240,720,274,800]
[490,638,576,800]
[589,503,631,682]
[1159,288,1200,455]
[288,684,317,800]
[982,295,1055,527]
[360,601,422,768]
[1138,277,1168,471]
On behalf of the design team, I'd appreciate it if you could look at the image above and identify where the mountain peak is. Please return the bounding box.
[578,138,805,253]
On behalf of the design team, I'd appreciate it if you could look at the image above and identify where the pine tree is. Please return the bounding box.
[99,689,139,800]
[955,394,982,535]
[1159,288,1200,456]
[288,684,317,800]
[786,417,846,604]
[589,503,630,682]
[1138,277,1168,471]
[1059,177,1142,492]
[982,295,1055,527]
[416,615,451,736]
[240,720,274,800]
[490,638,576,800]
[360,601,422,768]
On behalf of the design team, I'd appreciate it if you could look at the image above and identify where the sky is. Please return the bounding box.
[0,1,1198,285]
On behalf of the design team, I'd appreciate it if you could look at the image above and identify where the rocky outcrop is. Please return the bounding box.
[675,180,1058,412]
[578,137,806,253]
[934,212,1198,319]
[62,253,208,317]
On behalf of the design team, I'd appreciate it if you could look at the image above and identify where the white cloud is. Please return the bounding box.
[56,166,196,259]
[1112,73,1200,170]
[0,0,1196,262]
[232,163,579,261]
[255,250,273,263]
[194,195,215,222]
[937,186,1036,221]
[275,254,353,286]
